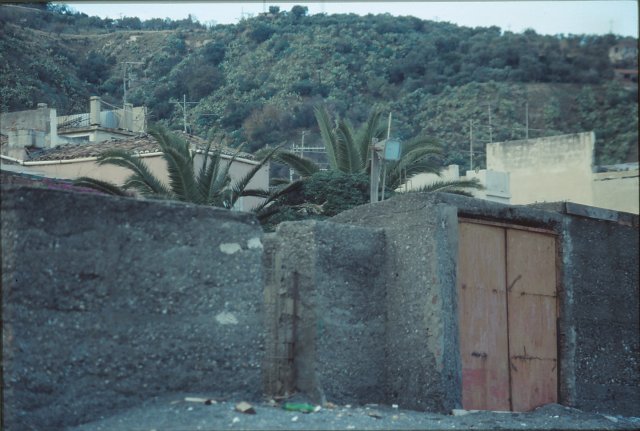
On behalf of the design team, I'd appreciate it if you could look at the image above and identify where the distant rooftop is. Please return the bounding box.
[23,132,254,162]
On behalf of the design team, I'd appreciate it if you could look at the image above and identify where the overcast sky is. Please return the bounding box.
[67,1,638,37]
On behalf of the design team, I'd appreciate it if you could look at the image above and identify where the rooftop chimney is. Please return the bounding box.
[90,96,101,126]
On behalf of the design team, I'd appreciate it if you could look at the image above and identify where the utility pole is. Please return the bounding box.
[525,102,529,140]
[381,112,392,201]
[182,94,187,132]
[370,138,380,203]
[488,103,493,143]
[122,61,144,109]
[469,120,473,171]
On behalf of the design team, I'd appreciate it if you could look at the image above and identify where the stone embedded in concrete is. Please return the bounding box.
[1,186,265,430]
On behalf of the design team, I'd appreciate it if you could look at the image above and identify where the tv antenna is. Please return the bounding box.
[172,94,200,133]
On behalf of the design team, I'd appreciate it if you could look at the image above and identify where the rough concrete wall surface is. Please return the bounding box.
[263,221,387,406]
[2,186,265,430]
[0,108,51,135]
[486,132,595,206]
[559,209,639,416]
[313,221,387,405]
[262,232,291,396]
[332,194,463,413]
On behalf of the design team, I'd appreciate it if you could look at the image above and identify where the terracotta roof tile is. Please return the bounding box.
[27,133,254,162]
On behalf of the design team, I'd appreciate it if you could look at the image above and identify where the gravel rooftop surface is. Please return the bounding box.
[69,394,640,431]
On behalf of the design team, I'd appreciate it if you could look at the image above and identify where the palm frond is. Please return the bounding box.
[161,144,201,203]
[197,145,228,206]
[314,105,340,170]
[148,126,205,203]
[270,177,294,186]
[196,144,215,201]
[252,179,306,215]
[241,188,272,198]
[73,177,130,196]
[385,137,447,189]
[335,120,362,173]
[96,149,170,196]
[255,204,284,222]
[387,158,443,189]
[355,109,384,169]
[393,139,443,173]
[228,145,280,207]
[270,150,320,178]
[149,125,191,160]
[409,179,484,196]
[315,106,388,174]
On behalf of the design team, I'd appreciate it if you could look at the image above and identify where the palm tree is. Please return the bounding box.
[75,126,278,211]
[275,105,482,194]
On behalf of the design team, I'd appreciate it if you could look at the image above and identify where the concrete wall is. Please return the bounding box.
[330,193,638,417]
[2,186,265,430]
[263,221,387,405]
[132,106,147,132]
[0,105,58,155]
[3,184,636,427]
[536,202,640,416]
[592,169,640,214]
[331,195,464,412]
[464,169,511,203]
[487,132,595,206]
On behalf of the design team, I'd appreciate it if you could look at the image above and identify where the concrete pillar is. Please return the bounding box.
[48,108,58,148]
[90,96,101,126]
[123,103,133,131]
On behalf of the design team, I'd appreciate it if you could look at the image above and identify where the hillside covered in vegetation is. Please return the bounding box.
[1,3,637,167]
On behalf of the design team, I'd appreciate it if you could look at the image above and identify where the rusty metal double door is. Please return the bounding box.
[457,220,558,412]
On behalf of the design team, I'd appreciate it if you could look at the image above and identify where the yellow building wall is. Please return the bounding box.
[15,153,269,211]
[487,132,596,206]
[592,170,639,214]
